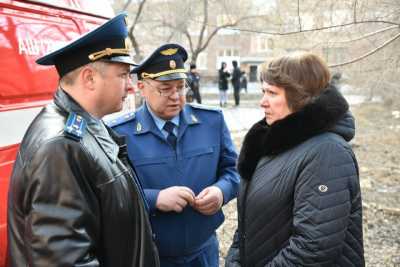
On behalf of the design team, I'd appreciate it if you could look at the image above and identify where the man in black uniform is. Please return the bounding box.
[7,13,159,267]
[231,60,241,106]
[187,63,202,104]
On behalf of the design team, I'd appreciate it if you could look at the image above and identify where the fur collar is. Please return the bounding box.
[238,85,349,180]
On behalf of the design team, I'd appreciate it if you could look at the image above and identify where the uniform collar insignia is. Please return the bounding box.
[191,114,198,123]
[136,122,142,132]
[64,113,87,140]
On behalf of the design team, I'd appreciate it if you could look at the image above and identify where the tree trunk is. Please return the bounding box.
[190,52,199,66]
[128,31,142,62]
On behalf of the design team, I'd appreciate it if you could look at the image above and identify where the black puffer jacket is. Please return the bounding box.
[8,89,159,267]
[226,86,364,266]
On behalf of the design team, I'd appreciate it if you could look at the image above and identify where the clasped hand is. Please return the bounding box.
[156,185,223,215]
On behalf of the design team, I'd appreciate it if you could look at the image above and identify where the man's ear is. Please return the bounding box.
[81,66,96,90]
[137,80,146,96]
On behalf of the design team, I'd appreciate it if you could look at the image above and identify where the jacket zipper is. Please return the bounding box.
[240,180,251,264]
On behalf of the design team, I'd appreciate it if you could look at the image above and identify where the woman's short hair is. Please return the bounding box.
[260,51,331,112]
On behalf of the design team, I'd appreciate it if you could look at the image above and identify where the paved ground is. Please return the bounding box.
[221,106,263,132]
[198,85,381,135]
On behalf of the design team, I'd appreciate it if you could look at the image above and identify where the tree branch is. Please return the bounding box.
[122,0,133,11]
[297,0,302,31]
[329,31,400,68]
[127,0,147,60]
[129,0,147,34]
[353,0,358,23]
[196,0,208,53]
[184,29,194,54]
[222,20,400,36]
[312,25,398,48]
[197,20,240,54]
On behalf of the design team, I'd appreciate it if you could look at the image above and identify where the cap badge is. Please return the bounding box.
[136,122,142,132]
[160,48,178,56]
[169,60,176,69]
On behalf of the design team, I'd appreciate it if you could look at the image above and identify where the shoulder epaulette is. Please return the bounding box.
[64,112,87,141]
[106,111,136,128]
[188,103,221,112]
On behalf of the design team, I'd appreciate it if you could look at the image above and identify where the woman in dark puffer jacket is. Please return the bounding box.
[226,52,364,267]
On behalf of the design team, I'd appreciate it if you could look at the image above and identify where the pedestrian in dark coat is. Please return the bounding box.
[187,63,202,104]
[226,52,364,267]
[231,60,241,106]
[240,70,247,93]
[218,62,230,107]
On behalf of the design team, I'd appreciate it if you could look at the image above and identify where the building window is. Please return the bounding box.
[218,48,240,57]
[267,38,274,50]
[216,48,240,69]
[256,36,274,52]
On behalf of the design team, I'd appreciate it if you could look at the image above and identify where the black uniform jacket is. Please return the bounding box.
[226,85,364,266]
[7,89,159,267]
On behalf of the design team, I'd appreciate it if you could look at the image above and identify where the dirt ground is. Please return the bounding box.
[216,102,400,266]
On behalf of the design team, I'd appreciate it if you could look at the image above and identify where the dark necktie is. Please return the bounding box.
[163,121,177,149]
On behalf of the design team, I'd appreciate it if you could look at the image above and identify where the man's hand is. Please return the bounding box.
[193,186,223,215]
[156,186,195,213]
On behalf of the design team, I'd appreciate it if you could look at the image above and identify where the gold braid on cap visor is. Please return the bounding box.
[141,69,186,79]
[88,48,130,61]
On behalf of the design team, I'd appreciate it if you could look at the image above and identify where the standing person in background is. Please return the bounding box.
[7,13,159,267]
[218,62,230,107]
[187,63,202,104]
[111,43,240,267]
[231,60,241,106]
[240,70,248,93]
[226,52,364,266]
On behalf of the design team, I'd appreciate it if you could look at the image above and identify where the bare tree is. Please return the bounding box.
[113,0,148,61]
[111,0,399,103]
[146,0,257,64]
[227,0,399,67]
[210,0,399,102]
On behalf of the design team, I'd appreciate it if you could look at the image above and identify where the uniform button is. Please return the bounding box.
[152,233,156,240]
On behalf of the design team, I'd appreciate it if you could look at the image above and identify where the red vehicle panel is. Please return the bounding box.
[0,1,113,265]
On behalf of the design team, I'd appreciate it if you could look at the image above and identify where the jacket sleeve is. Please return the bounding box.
[23,139,100,267]
[232,69,241,83]
[265,142,359,266]
[143,188,160,213]
[214,113,240,204]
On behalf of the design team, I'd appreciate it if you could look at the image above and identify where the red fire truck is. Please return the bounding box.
[0,1,115,265]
